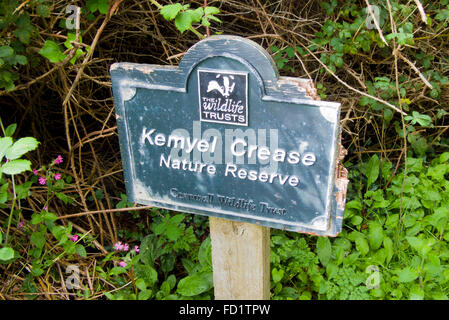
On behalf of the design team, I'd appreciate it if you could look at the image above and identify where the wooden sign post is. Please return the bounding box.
[110,35,348,300]
[210,217,270,300]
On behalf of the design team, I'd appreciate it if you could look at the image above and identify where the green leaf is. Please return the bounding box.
[5,137,39,160]
[409,285,424,300]
[76,244,87,258]
[355,237,369,256]
[316,237,332,267]
[160,3,183,20]
[39,40,66,63]
[135,278,147,291]
[43,212,58,222]
[109,267,127,275]
[0,46,14,58]
[383,237,394,264]
[5,124,17,137]
[406,236,436,257]
[36,4,50,17]
[177,271,213,296]
[31,213,44,225]
[175,11,193,34]
[0,247,14,261]
[204,6,220,15]
[0,137,13,162]
[272,268,284,283]
[14,27,32,44]
[189,8,204,23]
[170,214,185,225]
[440,152,449,163]
[1,159,31,175]
[135,264,158,287]
[166,223,182,241]
[435,9,449,21]
[365,154,380,189]
[55,192,74,205]
[31,232,46,249]
[396,267,419,283]
[98,0,109,14]
[138,289,153,300]
[198,237,211,269]
[368,221,384,250]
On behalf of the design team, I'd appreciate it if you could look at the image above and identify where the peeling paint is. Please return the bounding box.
[133,178,152,200]
[334,136,349,210]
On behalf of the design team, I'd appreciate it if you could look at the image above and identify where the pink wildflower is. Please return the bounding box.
[114,241,124,251]
[38,177,46,185]
[43,205,48,211]
[33,169,38,176]
[119,261,127,267]
[55,155,63,165]
[18,221,23,229]
[133,245,139,253]
[71,235,79,242]
[123,243,129,252]
[54,173,61,180]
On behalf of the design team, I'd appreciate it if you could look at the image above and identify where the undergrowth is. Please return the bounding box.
[0,0,448,300]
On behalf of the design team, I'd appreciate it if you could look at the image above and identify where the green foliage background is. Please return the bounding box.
[0,0,448,300]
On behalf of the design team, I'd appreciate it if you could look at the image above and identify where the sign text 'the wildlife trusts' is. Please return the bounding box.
[110,35,348,236]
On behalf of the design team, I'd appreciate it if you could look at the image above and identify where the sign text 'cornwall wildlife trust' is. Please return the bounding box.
[110,35,348,236]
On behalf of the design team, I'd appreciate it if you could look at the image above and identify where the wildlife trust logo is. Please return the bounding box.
[198,69,248,126]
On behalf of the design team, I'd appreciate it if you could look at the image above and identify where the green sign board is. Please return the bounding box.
[110,35,348,236]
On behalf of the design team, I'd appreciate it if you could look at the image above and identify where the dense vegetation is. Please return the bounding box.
[0,0,448,300]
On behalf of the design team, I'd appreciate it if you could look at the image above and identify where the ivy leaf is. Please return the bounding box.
[160,3,183,21]
[5,137,39,160]
[39,40,66,63]
[1,159,32,175]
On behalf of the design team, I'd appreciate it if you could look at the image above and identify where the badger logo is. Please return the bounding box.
[198,69,248,126]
